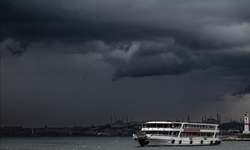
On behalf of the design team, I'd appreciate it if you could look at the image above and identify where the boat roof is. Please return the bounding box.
[145,121,219,126]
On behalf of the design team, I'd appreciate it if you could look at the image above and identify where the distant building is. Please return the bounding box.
[202,113,221,124]
[202,116,221,124]
[111,120,125,128]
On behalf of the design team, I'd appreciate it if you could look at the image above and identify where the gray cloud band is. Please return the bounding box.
[2,0,250,80]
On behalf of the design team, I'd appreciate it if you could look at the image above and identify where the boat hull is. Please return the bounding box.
[146,138,221,146]
[134,134,221,146]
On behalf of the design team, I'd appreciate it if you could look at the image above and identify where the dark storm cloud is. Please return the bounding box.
[3,0,250,42]
[2,0,250,126]
[2,0,250,80]
[2,0,165,42]
[231,84,250,96]
[112,47,250,80]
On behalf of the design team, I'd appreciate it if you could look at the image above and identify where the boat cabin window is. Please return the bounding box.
[143,123,181,128]
[172,131,179,137]
[165,124,171,128]
[157,124,164,128]
[151,124,157,128]
[183,124,216,129]
[173,123,181,128]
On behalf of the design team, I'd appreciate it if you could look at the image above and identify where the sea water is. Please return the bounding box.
[1,137,250,150]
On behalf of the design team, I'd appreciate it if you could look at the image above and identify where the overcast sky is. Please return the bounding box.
[1,0,250,127]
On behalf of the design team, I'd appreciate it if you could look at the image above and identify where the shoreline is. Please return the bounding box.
[220,134,250,141]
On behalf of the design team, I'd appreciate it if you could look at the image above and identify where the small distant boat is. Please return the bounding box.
[133,121,221,147]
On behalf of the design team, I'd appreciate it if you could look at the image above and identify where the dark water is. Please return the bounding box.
[1,137,250,150]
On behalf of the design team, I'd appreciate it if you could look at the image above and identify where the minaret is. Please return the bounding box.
[243,112,250,134]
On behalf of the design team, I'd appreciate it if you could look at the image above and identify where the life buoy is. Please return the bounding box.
[172,140,175,144]
[190,140,193,144]
[179,140,182,144]
[210,140,213,145]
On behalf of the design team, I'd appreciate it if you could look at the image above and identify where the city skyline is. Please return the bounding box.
[1,113,248,128]
[1,0,250,127]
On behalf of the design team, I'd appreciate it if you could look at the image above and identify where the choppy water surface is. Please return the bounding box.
[1,137,250,150]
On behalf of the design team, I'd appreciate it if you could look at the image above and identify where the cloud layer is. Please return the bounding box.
[1,0,250,126]
[2,0,250,81]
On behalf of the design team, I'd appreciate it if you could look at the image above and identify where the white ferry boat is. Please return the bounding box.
[133,121,221,147]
